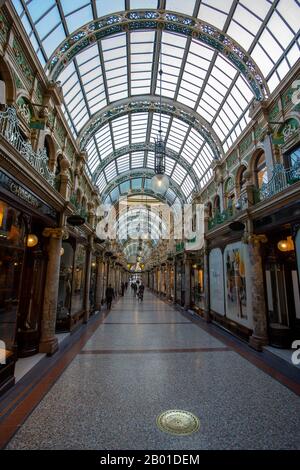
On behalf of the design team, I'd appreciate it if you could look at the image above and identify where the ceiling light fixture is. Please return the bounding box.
[152,38,169,195]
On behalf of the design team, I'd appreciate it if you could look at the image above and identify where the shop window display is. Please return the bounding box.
[191,266,204,311]
[0,201,26,362]
[71,244,86,315]
[57,240,74,326]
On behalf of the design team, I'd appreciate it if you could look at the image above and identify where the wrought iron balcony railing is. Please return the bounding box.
[0,106,54,186]
[208,162,300,230]
[258,163,300,201]
[208,196,247,230]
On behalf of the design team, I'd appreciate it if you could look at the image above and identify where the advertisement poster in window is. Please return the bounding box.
[224,242,252,327]
[209,248,225,316]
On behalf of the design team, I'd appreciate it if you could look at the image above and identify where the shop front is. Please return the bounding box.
[261,224,300,348]
[191,260,204,313]
[0,169,58,394]
[175,255,185,307]
[56,232,88,332]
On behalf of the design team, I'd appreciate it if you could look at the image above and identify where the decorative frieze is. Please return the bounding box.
[239,132,253,156]
[12,38,34,84]
[0,11,9,46]
[226,150,239,169]
[254,125,263,143]
[65,140,75,161]
[268,102,280,122]
[12,70,24,91]
[281,78,300,113]
[55,118,66,147]
[35,82,43,105]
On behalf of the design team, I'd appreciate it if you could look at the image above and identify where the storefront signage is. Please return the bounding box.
[0,170,57,221]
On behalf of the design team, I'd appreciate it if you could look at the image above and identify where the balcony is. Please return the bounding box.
[208,162,300,230]
[257,163,300,201]
[208,196,247,231]
[0,106,54,186]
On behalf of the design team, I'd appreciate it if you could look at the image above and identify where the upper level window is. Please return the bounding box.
[239,166,247,194]
[214,195,220,214]
[255,152,268,188]
[284,145,300,170]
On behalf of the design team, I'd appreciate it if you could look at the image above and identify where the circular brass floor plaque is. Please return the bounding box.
[156,410,200,436]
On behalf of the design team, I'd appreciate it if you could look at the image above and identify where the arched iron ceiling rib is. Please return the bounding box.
[78,95,223,158]
[91,142,200,190]
[101,169,186,204]
[47,10,268,100]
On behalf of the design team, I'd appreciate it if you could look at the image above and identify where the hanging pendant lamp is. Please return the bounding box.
[152,40,169,195]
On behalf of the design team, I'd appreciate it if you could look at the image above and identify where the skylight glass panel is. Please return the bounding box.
[131,114,148,143]
[267,11,294,49]
[73,110,89,130]
[227,21,254,51]
[105,161,117,180]
[233,4,262,37]
[181,175,194,196]
[21,13,32,36]
[96,0,125,17]
[251,45,274,77]
[120,181,130,194]
[131,178,142,190]
[198,4,227,30]
[172,165,186,185]
[96,172,107,191]
[42,26,66,57]
[240,0,271,18]
[146,153,155,169]
[13,0,24,16]
[131,153,144,168]
[26,0,56,22]
[14,0,300,196]
[165,158,175,175]
[277,0,300,33]
[65,5,93,32]
[277,59,290,80]
[35,5,61,38]
[117,155,130,173]
[287,43,300,68]
[165,0,196,16]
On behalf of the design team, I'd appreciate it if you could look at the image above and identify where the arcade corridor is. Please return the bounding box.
[2,290,300,450]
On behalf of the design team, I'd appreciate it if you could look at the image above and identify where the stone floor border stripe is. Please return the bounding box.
[79,347,231,354]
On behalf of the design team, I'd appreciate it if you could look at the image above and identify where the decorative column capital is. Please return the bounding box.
[43,227,68,239]
[247,234,268,246]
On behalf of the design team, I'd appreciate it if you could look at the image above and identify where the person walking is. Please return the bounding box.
[138,283,145,302]
[105,284,115,310]
[121,282,125,296]
[132,282,137,297]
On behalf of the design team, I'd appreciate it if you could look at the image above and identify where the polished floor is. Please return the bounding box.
[4,290,300,450]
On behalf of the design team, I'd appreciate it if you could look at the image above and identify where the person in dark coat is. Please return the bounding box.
[121,282,125,296]
[105,284,115,309]
[132,282,137,296]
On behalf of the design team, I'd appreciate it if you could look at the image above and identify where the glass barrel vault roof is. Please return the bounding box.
[13,0,300,200]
